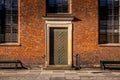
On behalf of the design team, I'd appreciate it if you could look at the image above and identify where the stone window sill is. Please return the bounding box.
[99,44,120,47]
[0,43,21,46]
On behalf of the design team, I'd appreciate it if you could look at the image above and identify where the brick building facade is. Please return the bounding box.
[0,0,120,68]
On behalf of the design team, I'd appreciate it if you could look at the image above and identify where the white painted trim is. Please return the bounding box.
[46,21,72,24]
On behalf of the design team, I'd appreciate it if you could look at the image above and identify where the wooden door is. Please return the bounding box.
[50,28,68,65]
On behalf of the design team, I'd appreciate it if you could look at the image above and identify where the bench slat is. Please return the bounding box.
[100,60,120,70]
[100,60,120,64]
[0,60,20,63]
[0,60,24,69]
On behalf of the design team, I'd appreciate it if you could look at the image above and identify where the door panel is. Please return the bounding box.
[50,28,68,65]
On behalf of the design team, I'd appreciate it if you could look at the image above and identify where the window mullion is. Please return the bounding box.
[119,0,120,43]
[10,0,13,34]
[112,0,114,43]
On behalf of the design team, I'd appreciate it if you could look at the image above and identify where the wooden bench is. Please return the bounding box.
[0,60,25,69]
[100,60,120,70]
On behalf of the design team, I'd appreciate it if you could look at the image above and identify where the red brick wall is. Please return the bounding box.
[72,0,120,67]
[0,0,120,67]
[0,0,46,65]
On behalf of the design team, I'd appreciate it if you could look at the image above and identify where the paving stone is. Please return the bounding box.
[72,76,80,80]
[8,77,22,80]
[65,71,76,74]
[52,74,64,77]
[41,71,53,75]
[36,76,50,80]
[0,70,120,80]
[50,77,65,80]
[81,77,91,80]
[53,70,65,73]
[0,77,9,80]
[65,75,74,79]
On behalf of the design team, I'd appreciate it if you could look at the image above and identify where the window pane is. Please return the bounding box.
[99,32,107,43]
[47,0,68,13]
[0,0,18,43]
[99,0,120,43]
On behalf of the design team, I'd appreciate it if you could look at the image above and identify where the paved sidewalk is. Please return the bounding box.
[0,69,120,80]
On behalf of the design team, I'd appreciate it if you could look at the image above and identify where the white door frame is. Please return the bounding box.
[45,21,72,66]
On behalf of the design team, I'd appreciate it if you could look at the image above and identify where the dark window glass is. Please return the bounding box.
[99,0,120,44]
[47,0,68,13]
[0,0,18,43]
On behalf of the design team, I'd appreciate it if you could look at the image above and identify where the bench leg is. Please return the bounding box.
[19,62,25,68]
[100,62,103,69]
[15,62,24,69]
[15,63,18,69]
[102,64,105,70]
[100,62,105,70]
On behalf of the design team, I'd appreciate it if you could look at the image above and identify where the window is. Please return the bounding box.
[47,0,69,13]
[99,0,120,44]
[0,0,18,43]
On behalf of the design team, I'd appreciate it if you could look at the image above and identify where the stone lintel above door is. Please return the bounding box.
[43,14,74,21]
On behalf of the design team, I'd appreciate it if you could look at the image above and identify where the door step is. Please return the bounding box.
[44,66,73,70]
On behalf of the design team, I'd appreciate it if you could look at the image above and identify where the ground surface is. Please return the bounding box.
[0,68,120,80]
